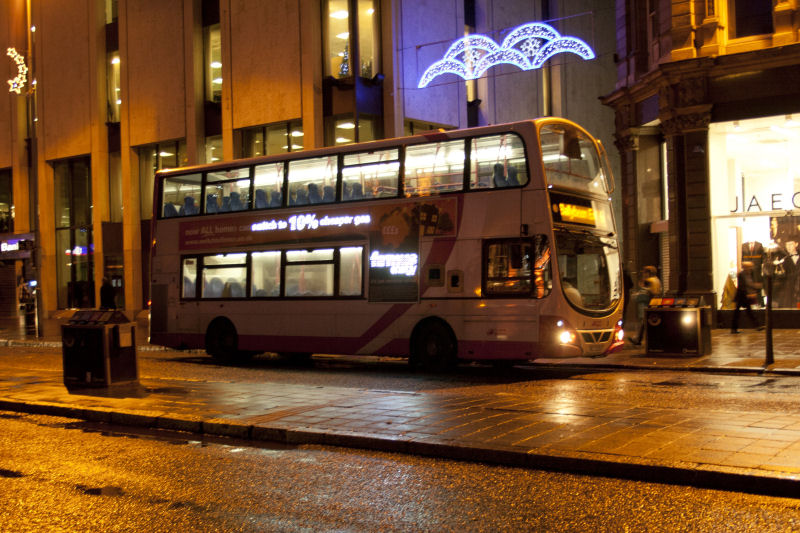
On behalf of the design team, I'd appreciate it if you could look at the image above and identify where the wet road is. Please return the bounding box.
[1,412,799,532]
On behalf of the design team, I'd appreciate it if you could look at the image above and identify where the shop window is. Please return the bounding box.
[727,0,773,39]
[139,141,187,220]
[323,0,380,79]
[404,139,465,197]
[204,23,222,103]
[239,120,303,158]
[0,168,12,234]
[54,157,94,309]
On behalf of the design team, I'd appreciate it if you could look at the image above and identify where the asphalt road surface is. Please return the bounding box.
[1,412,799,532]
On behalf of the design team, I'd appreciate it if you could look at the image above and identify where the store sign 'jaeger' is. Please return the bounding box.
[730,192,800,213]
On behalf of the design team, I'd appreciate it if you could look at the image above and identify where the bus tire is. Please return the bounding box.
[205,318,252,364]
[410,319,458,372]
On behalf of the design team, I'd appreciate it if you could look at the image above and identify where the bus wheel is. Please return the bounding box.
[206,318,252,363]
[410,320,457,372]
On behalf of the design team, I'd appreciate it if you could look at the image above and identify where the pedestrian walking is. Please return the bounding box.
[627,265,662,346]
[731,261,764,333]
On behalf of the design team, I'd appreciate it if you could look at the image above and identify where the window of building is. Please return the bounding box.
[205,135,222,163]
[403,120,454,137]
[323,0,380,79]
[326,114,379,146]
[105,0,118,23]
[727,0,773,39]
[239,121,303,158]
[0,168,12,234]
[139,141,186,220]
[109,152,122,222]
[107,53,121,123]
[204,23,222,103]
[54,157,94,309]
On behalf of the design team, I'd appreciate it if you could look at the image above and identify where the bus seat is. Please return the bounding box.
[206,194,219,213]
[205,277,223,298]
[507,167,519,186]
[342,183,352,201]
[293,187,308,205]
[223,280,244,298]
[254,289,268,297]
[183,276,195,298]
[163,203,179,217]
[322,185,335,203]
[493,163,507,188]
[229,191,245,211]
[307,182,322,204]
[179,196,199,216]
[220,196,231,212]
[270,190,282,207]
[350,182,363,200]
[255,189,268,209]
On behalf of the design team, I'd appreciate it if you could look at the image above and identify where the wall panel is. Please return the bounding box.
[126,0,186,146]
[229,0,302,129]
[40,2,91,160]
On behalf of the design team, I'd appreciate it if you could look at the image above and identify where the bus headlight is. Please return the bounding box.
[559,329,576,344]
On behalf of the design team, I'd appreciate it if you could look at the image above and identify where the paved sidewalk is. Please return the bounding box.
[1,327,800,498]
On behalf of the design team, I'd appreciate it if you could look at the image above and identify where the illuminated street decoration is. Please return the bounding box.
[418,22,595,88]
[369,251,418,276]
[6,48,28,94]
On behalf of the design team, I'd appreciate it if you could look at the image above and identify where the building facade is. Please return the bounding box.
[603,0,800,323]
[0,0,616,329]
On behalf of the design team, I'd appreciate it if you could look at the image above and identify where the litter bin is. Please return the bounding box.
[644,296,712,355]
[61,310,138,387]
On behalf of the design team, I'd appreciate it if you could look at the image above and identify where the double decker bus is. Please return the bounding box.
[149,118,624,368]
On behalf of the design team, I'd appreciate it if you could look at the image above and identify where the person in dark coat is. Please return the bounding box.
[731,261,763,333]
[100,277,116,309]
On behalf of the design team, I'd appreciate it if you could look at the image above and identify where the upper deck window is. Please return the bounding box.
[469,134,528,190]
[404,139,465,197]
[205,168,252,213]
[342,148,399,200]
[288,156,338,206]
[540,124,609,195]
[163,173,202,217]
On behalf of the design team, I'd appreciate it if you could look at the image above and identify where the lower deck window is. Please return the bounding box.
[183,246,363,299]
[484,236,551,297]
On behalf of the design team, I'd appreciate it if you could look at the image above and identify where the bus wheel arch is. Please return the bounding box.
[205,317,253,364]
[409,317,458,371]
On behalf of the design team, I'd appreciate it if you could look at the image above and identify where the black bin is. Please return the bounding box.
[645,296,712,356]
[61,310,138,387]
